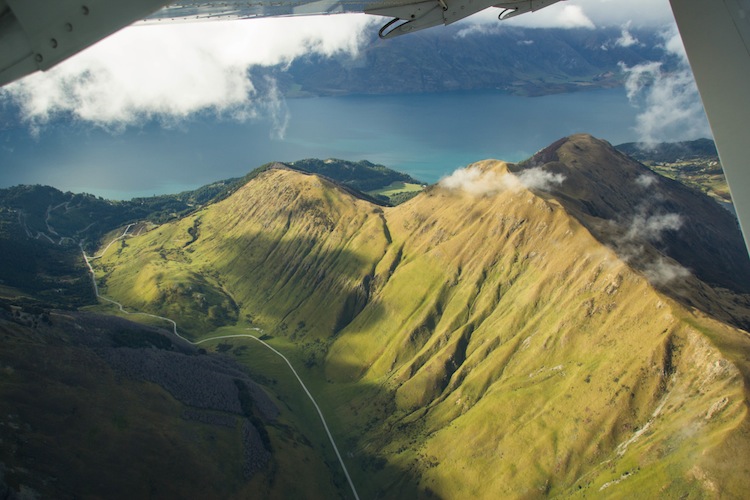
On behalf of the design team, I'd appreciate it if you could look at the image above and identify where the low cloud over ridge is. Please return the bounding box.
[440,165,565,196]
[619,28,711,144]
[615,175,691,286]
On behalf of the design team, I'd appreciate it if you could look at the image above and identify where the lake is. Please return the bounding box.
[1,88,642,199]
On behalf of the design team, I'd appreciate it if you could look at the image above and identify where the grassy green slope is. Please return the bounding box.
[94,157,750,498]
[327,161,750,497]
[97,165,390,341]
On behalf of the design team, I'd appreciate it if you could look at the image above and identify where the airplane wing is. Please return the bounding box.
[670,0,750,253]
[0,0,171,87]
[145,0,562,39]
[0,0,561,87]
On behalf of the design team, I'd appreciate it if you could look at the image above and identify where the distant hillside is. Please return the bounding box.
[615,139,730,207]
[252,26,669,97]
[284,158,424,204]
[285,158,421,191]
[616,138,718,163]
[93,134,750,498]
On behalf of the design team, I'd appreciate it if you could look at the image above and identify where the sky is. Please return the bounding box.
[0,0,712,198]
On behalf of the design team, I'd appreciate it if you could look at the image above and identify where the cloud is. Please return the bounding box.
[508,4,596,29]
[619,28,712,144]
[0,15,375,130]
[625,212,683,241]
[517,167,566,190]
[615,210,690,286]
[642,257,691,286]
[570,0,675,27]
[635,174,657,188]
[440,165,564,195]
[610,175,690,285]
[615,22,641,47]
[440,166,508,195]
[262,76,290,140]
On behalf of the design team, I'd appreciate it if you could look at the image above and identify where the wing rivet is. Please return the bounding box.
[35,54,43,63]
[81,6,90,16]
[50,39,58,49]
[65,23,73,32]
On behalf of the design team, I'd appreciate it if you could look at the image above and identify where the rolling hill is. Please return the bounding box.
[89,134,750,498]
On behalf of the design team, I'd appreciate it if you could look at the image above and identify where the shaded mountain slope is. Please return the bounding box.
[93,138,750,498]
[0,304,347,499]
[513,134,750,296]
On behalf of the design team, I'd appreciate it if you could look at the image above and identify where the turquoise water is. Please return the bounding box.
[1,88,640,199]
[284,89,640,183]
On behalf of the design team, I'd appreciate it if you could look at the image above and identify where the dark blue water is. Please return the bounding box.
[0,88,640,199]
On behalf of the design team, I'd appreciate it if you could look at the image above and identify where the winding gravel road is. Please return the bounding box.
[82,225,360,500]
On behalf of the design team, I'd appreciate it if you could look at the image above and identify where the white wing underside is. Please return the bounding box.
[144,0,378,20]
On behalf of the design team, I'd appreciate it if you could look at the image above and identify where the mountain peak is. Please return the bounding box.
[81,134,750,498]
[513,134,750,295]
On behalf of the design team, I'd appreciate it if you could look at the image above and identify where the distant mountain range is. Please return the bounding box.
[251,26,672,97]
[616,138,718,162]
[2,136,749,498]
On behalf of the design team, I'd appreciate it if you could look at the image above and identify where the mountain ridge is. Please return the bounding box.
[90,134,750,497]
[514,134,750,296]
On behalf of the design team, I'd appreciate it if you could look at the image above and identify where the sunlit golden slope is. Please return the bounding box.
[98,166,389,338]
[330,160,750,497]
[96,138,750,498]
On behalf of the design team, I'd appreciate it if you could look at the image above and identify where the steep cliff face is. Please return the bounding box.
[95,139,750,498]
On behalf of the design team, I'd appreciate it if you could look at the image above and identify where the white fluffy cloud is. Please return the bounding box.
[440,165,564,195]
[625,212,683,242]
[635,174,657,188]
[619,28,712,144]
[642,257,691,286]
[1,15,375,129]
[615,22,641,47]
[517,167,567,190]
